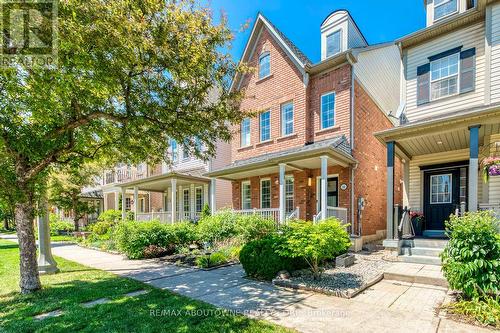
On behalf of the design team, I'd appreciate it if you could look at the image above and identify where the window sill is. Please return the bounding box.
[256,139,274,147]
[277,133,297,142]
[237,145,253,152]
[315,126,340,136]
[256,74,273,84]
[417,90,474,107]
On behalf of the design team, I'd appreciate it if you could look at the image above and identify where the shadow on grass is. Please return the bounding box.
[0,243,19,250]
[0,277,284,333]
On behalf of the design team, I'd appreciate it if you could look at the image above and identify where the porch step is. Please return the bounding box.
[400,246,443,257]
[402,239,448,249]
[422,230,447,238]
[400,254,441,266]
[384,263,448,288]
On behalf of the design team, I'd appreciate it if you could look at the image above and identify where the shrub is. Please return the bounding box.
[444,296,500,328]
[239,234,307,281]
[201,203,211,219]
[441,211,500,299]
[195,251,228,268]
[143,244,175,259]
[196,210,239,244]
[87,209,123,241]
[235,214,275,242]
[49,214,74,236]
[276,219,351,280]
[170,222,197,247]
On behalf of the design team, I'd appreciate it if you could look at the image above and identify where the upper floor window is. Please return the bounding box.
[259,52,270,79]
[321,92,336,129]
[281,102,294,136]
[241,118,251,147]
[326,30,341,58]
[194,137,203,152]
[260,110,271,142]
[430,53,459,100]
[182,140,190,160]
[434,0,458,21]
[170,139,178,163]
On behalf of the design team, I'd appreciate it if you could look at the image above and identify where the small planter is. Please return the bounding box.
[481,157,500,182]
[335,253,355,268]
[411,217,424,236]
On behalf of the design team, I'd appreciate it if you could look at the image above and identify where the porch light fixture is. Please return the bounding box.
[308,177,312,187]
[437,141,443,145]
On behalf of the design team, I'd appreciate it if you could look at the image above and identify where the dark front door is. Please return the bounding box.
[423,169,460,230]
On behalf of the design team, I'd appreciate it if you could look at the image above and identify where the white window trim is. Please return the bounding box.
[430,52,460,101]
[285,175,295,213]
[433,0,458,22]
[183,188,190,212]
[430,173,453,204]
[139,197,145,213]
[240,118,251,147]
[258,51,271,80]
[241,180,251,210]
[259,110,271,142]
[325,29,343,59]
[260,178,272,209]
[320,91,336,129]
[281,102,294,136]
[195,186,203,212]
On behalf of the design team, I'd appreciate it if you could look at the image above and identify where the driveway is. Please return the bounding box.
[0,234,490,333]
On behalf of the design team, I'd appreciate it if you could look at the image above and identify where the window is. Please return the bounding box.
[139,198,145,213]
[430,174,452,204]
[182,146,190,160]
[170,139,178,163]
[281,102,294,136]
[241,118,251,147]
[125,197,131,210]
[434,0,458,21]
[431,53,459,100]
[194,137,202,152]
[259,52,270,79]
[326,30,341,58]
[321,92,335,129]
[285,176,294,213]
[195,187,203,212]
[183,189,190,212]
[260,110,271,142]
[260,179,271,209]
[241,181,251,209]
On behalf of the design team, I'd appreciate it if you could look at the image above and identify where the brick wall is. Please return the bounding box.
[352,80,402,236]
[150,192,163,211]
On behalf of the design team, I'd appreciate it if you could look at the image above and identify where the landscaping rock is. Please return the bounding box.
[277,270,290,280]
[81,298,110,308]
[335,253,355,268]
[34,309,63,321]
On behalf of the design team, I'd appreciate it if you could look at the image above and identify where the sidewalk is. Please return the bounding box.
[0,234,490,333]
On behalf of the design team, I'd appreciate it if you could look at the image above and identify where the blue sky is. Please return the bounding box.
[209,0,426,63]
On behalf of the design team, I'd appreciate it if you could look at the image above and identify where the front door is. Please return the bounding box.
[317,177,339,211]
[423,169,460,230]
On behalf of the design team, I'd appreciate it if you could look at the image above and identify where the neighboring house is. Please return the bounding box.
[375,0,500,246]
[53,188,104,228]
[207,11,403,245]
[101,140,232,223]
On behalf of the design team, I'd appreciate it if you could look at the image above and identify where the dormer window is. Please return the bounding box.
[326,30,341,58]
[258,52,270,79]
[434,0,458,21]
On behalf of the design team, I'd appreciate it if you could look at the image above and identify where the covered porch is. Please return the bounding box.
[117,172,214,223]
[376,106,500,246]
[206,137,357,227]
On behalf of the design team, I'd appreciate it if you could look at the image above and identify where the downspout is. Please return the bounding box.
[347,53,357,236]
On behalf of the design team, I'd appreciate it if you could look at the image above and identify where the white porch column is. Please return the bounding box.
[133,186,139,219]
[171,179,177,223]
[114,191,119,211]
[121,187,126,220]
[320,155,328,221]
[190,184,195,220]
[385,141,395,241]
[210,178,216,214]
[402,160,410,208]
[203,183,209,211]
[469,125,480,212]
[103,194,108,211]
[38,195,59,274]
[279,163,286,224]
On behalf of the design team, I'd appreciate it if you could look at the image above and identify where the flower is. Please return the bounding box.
[481,156,500,182]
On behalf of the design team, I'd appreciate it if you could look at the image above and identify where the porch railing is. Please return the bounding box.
[313,206,348,224]
[479,203,500,219]
[286,207,300,221]
[135,211,201,223]
[232,208,280,222]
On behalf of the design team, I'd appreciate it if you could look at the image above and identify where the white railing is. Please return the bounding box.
[177,211,202,222]
[479,203,500,219]
[232,208,280,222]
[286,207,300,221]
[136,212,172,223]
[313,206,348,224]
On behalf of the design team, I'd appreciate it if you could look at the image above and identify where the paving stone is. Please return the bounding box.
[81,298,110,308]
[124,290,149,297]
[34,309,63,321]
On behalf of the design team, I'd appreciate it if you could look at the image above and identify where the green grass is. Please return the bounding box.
[0,240,293,333]
[47,235,76,242]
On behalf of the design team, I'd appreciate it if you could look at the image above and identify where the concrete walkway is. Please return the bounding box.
[0,234,491,333]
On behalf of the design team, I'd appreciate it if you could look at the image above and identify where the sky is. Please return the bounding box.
[209,0,427,63]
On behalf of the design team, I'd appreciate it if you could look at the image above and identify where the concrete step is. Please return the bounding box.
[384,263,448,288]
[422,230,447,238]
[402,239,448,249]
[400,247,443,257]
[400,254,441,266]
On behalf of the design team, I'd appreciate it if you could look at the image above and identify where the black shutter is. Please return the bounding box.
[460,48,476,94]
[417,63,430,105]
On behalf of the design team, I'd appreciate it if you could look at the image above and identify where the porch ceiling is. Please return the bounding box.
[117,172,209,192]
[375,105,500,158]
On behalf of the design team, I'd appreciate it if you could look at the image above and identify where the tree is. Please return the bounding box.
[48,163,101,231]
[0,0,244,293]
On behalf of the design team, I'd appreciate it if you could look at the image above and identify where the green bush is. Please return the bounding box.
[276,219,351,280]
[441,211,500,299]
[445,296,500,328]
[239,234,307,281]
[49,214,74,236]
[88,209,123,241]
[235,214,275,242]
[196,210,239,244]
[170,222,197,247]
[195,251,228,268]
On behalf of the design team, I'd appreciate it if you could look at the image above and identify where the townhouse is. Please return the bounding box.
[376,0,500,247]
[101,139,232,223]
[207,11,404,245]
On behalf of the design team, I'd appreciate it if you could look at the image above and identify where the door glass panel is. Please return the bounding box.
[319,177,338,208]
[430,174,452,204]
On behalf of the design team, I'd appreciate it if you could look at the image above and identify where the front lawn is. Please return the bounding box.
[0,240,292,333]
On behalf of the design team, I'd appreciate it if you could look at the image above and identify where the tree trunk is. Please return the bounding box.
[3,217,8,230]
[72,197,79,232]
[15,199,41,293]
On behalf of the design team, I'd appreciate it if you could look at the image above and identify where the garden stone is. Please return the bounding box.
[277,270,290,280]
[81,298,110,308]
[335,253,355,268]
[34,309,63,321]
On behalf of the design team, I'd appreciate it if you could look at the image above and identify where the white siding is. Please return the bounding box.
[347,20,367,49]
[405,23,486,122]
[353,44,401,115]
[490,3,500,103]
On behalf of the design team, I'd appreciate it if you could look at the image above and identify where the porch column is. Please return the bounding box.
[171,179,177,223]
[320,155,328,221]
[402,160,410,207]
[469,125,480,212]
[386,141,395,240]
[133,186,139,218]
[210,178,216,214]
[121,187,126,220]
[203,183,209,212]
[190,184,195,220]
[114,191,119,211]
[279,163,286,224]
